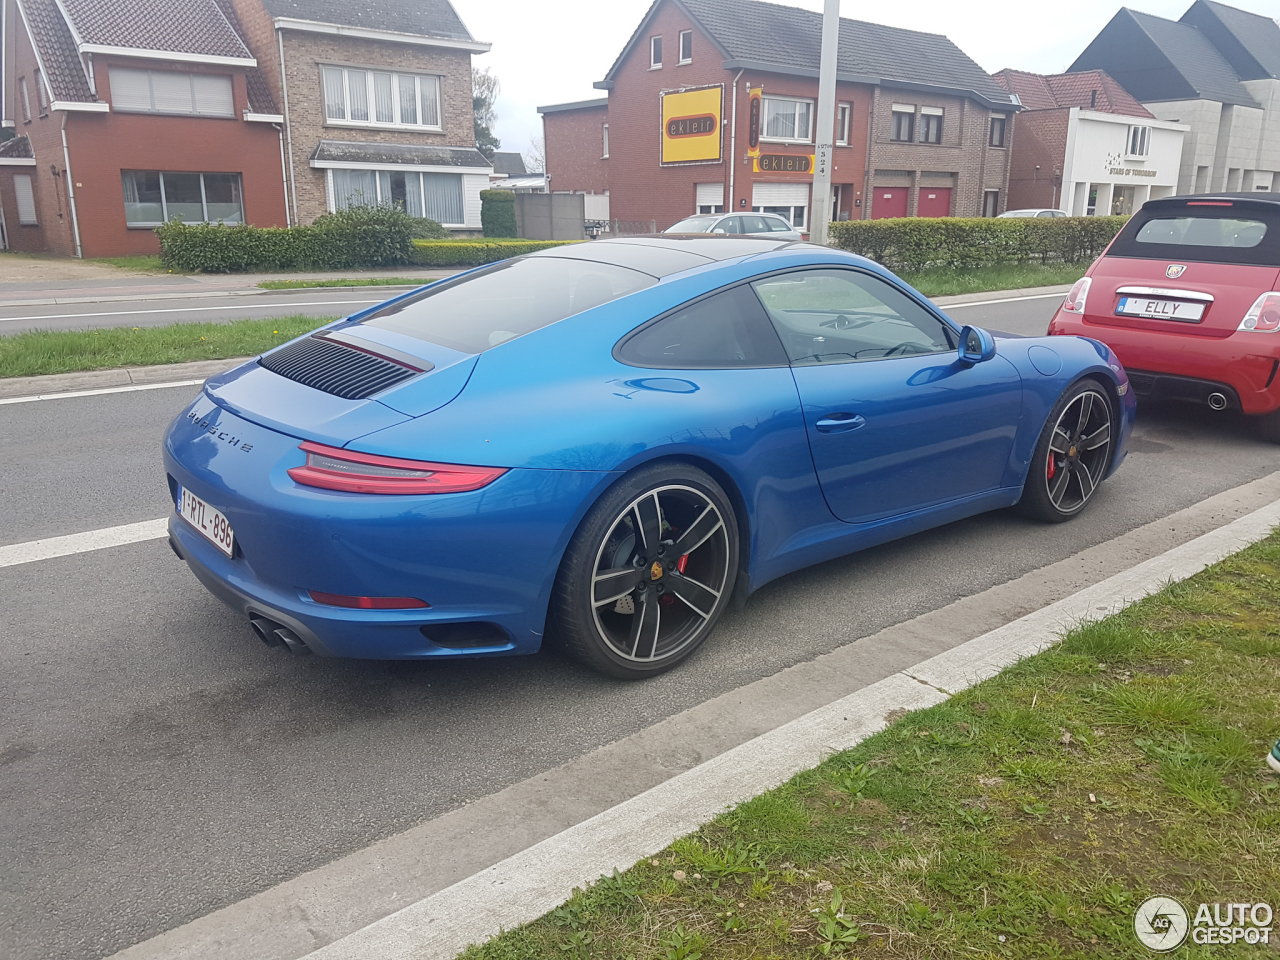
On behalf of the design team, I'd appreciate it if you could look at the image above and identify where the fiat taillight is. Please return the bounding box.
[1062,277,1092,315]
[1239,292,1280,333]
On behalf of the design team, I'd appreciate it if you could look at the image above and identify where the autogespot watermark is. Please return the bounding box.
[1134,896,1273,951]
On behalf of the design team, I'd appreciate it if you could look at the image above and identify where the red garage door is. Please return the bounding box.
[872,188,908,219]
[918,187,952,218]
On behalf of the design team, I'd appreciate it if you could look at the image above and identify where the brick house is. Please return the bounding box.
[0,0,287,257]
[223,0,493,231]
[993,69,1187,215]
[538,0,1019,234]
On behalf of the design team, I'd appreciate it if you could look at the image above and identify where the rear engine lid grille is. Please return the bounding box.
[259,333,427,400]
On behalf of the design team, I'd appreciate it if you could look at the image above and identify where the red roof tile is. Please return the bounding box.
[993,68,1155,119]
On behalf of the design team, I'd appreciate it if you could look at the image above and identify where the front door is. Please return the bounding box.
[872,188,908,219]
[751,268,1023,524]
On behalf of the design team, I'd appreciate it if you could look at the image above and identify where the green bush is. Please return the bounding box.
[408,217,451,240]
[826,216,1128,272]
[156,205,421,273]
[480,189,518,238]
[411,239,580,266]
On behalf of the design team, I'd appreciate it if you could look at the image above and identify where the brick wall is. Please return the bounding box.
[277,31,476,223]
[865,87,1013,218]
[1005,108,1069,210]
[224,0,282,99]
[541,104,609,195]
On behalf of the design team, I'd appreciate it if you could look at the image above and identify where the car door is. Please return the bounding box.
[751,268,1023,524]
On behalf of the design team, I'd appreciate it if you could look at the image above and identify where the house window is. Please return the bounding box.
[989,116,1006,147]
[329,168,465,226]
[836,103,850,145]
[1127,125,1150,158]
[19,77,30,122]
[696,182,724,213]
[321,66,442,130]
[890,106,914,142]
[983,189,1000,217]
[14,174,37,224]
[679,30,693,63]
[762,97,813,142]
[650,36,662,69]
[121,171,244,226]
[919,108,943,144]
[110,68,234,117]
[602,123,609,159]
[34,69,47,115]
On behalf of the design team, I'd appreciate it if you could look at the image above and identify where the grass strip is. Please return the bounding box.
[899,263,1086,298]
[88,255,169,272]
[257,278,436,290]
[461,533,1280,960]
[0,315,334,379]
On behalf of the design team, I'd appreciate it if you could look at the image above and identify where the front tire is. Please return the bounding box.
[550,463,739,679]
[1016,380,1114,523]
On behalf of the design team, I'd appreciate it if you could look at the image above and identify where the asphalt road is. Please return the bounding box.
[0,290,393,333]
[4,292,1276,960]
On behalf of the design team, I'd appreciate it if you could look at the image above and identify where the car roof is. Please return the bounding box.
[1148,192,1280,209]
[528,235,802,277]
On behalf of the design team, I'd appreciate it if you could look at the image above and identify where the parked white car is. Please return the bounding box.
[998,208,1069,218]
[665,213,803,240]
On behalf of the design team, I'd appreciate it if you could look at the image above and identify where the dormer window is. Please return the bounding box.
[650,36,662,69]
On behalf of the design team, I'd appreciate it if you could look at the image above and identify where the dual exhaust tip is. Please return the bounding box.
[250,616,310,655]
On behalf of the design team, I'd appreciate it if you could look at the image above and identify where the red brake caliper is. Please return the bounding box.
[677,554,689,574]
[1047,452,1057,480]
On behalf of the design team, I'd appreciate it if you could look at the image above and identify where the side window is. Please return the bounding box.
[751,269,956,365]
[617,284,788,369]
[714,216,741,234]
[740,215,769,234]
[765,216,792,232]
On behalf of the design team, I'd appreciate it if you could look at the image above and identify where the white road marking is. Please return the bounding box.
[0,379,205,405]
[944,292,1067,308]
[0,298,382,323]
[298,496,1280,960]
[0,518,169,568]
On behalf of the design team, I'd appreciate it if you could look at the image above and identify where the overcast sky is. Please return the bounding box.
[457,0,1280,164]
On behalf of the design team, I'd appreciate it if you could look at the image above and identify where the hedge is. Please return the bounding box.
[156,206,438,273]
[411,239,580,266]
[826,216,1128,272]
[480,189,518,237]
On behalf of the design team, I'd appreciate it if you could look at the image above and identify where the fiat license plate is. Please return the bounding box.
[1116,297,1205,322]
[177,485,235,557]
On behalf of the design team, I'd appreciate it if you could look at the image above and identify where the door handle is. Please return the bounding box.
[815,413,866,433]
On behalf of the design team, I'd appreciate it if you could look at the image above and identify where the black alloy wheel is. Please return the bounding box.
[551,464,738,678]
[1017,380,1114,523]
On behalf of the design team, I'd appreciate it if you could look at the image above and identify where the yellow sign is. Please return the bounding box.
[660,86,722,164]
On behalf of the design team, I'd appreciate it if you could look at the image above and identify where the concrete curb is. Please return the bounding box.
[0,357,250,400]
[932,283,1073,307]
[298,496,1280,960]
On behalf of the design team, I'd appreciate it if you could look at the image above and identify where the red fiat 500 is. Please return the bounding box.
[1048,193,1280,442]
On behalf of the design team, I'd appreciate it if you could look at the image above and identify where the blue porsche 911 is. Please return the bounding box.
[163,237,1135,678]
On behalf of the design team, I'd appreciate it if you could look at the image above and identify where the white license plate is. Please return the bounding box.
[1116,297,1205,322]
[177,485,235,557]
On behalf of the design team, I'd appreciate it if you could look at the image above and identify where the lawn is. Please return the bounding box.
[89,255,168,272]
[257,277,435,289]
[899,263,1087,298]
[0,315,333,379]
[459,534,1280,960]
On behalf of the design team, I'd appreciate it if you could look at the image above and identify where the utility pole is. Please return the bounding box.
[810,0,840,246]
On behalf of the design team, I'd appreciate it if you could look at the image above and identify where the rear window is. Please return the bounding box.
[361,257,656,353]
[1108,204,1280,265]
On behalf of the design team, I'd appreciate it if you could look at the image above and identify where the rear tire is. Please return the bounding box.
[1016,379,1114,523]
[549,462,739,679]
[1253,409,1280,444]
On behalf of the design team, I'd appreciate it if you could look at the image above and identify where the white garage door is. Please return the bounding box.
[751,182,809,206]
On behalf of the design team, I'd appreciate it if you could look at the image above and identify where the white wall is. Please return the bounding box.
[1062,109,1186,213]
[1146,93,1279,194]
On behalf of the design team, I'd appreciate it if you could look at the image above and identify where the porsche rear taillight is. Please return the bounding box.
[1062,277,1092,315]
[1239,292,1280,333]
[287,441,508,495]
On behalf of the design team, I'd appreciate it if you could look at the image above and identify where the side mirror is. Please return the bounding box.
[712,227,727,235]
[958,325,996,365]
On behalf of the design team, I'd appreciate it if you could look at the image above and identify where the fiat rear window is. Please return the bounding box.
[1134,217,1266,248]
[360,257,656,353]
[1108,203,1280,265]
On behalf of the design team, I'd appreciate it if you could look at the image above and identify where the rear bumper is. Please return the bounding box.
[1047,310,1280,415]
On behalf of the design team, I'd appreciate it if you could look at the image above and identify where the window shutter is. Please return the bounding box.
[696,182,724,207]
[14,175,37,224]
[111,68,153,111]
[192,74,234,116]
[752,182,808,206]
[151,72,195,113]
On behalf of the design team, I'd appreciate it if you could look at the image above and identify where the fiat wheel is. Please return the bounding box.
[551,463,739,679]
[1017,380,1114,523]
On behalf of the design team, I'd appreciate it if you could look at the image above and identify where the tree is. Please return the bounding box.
[473,66,500,161]
[524,135,545,174]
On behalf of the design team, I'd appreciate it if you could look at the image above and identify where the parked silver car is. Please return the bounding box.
[665,213,804,240]
[997,208,1069,218]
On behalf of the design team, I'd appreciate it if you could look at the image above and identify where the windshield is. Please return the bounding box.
[666,216,718,233]
[361,257,656,353]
